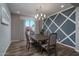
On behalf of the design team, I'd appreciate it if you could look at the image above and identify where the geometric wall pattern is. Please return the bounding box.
[43,7,76,47]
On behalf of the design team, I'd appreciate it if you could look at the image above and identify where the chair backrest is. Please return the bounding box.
[25,31,30,43]
[49,33,57,45]
[44,31,50,37]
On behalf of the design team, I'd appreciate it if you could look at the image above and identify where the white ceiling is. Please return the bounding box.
[7,3,73,17]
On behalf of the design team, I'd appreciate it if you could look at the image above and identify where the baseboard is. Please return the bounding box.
[11,40,24,42]
[75,49,79,52]
[57,42,79,53]
[3,40,11,56]
[3,40,24,55]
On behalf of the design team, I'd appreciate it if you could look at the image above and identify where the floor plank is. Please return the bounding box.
[5,40,79,56]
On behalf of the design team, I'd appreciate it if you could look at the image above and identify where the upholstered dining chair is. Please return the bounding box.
[41,33,57,56]
[25,31,34,51]
[25,31,30,51]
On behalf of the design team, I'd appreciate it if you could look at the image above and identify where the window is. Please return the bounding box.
[25,18,35,31]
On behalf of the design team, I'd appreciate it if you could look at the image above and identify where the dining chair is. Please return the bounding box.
[43,32,50,44]
[25,31,34,51]
[41,33,57,56]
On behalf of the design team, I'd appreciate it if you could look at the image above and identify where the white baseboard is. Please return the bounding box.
[75,49,79,52]
[3,40,24,55]
[11,40,23,42]
[57,42,79,53]
[3,40,11,56]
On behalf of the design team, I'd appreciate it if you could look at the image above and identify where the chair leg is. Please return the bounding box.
[55,46,57,56]
[46,48,50,56]
[48,50,51,56]
[26,43,30,52]
[26,42,28,48]
[40,48,43,54]
[28,43,31,51]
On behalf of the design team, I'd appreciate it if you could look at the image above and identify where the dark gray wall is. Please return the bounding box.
[43,7,76,47]
[0,3,11,55]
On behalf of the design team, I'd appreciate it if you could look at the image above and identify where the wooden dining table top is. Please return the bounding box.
[30,34,49,42]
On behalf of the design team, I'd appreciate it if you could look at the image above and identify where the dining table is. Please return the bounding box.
[30,34,49,52]
[30,34,49,43]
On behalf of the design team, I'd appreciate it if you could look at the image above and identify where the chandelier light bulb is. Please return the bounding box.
[44,14,46,18]
[61,5,64,8]
[35,15,37,19]
[36,14,39,17]
[41,13,43,16]
[35,13,46,20]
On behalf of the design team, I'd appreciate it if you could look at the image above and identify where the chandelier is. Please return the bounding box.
[35,5,46,20]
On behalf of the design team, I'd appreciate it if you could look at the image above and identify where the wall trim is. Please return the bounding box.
[57,42,79,53]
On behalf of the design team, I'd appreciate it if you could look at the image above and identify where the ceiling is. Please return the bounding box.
[7,3,73,17]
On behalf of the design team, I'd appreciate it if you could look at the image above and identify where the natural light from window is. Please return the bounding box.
[25,18,35,31]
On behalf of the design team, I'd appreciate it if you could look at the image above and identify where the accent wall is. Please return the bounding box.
[43,6,76,47]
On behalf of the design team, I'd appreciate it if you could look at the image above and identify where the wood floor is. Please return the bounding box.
[5,40,79,56]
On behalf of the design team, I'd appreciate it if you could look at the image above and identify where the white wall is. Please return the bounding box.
[0,3,11,56]
[76,7,79,50]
